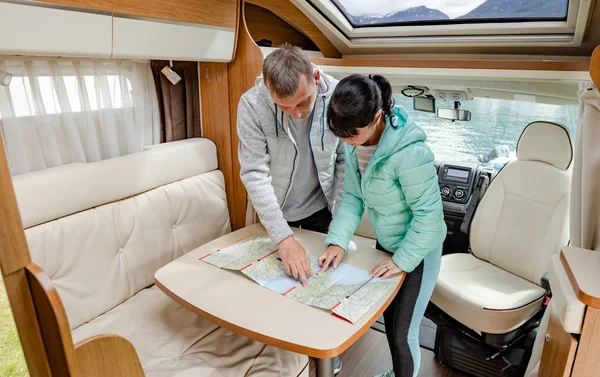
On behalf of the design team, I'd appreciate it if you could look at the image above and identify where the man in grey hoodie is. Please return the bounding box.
[236,44,345,288]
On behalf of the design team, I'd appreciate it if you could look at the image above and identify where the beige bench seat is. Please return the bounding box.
[15,138,308,377]
[71,285,307,376]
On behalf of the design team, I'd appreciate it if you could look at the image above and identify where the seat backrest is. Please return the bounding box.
[13,138,231,329]
[470,121,573,284]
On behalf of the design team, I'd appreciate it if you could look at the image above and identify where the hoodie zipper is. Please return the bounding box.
[279,106,299,208]
[308,96,332,211]
[278,95,328,208]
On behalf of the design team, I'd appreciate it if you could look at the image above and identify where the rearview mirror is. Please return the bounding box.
[437,108,471,121]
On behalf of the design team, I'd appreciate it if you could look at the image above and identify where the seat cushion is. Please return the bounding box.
[431,253,546,334]
[71,285,308,377]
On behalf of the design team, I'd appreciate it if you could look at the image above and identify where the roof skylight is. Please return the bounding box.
[332,0,569,27]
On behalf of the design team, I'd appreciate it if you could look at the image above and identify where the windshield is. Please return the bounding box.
[394,95,578,164]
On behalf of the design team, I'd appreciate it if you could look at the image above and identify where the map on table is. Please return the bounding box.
[199,234,397,324]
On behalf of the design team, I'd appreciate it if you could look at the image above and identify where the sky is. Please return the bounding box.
[336,0,488,19]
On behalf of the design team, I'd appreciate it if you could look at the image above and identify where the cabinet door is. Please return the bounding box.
[539,307,578,377]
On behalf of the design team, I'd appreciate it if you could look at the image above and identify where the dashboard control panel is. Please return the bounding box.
[437,163,478,205]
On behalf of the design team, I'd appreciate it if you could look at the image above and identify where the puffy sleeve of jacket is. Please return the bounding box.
[325,147,364,251]
[392,143,446,272]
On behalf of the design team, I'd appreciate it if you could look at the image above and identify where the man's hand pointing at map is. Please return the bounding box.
[278,236,311,287]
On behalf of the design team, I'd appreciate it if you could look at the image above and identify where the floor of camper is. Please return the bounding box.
[309,328,465,377]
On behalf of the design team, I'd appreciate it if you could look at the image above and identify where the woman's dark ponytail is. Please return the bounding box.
[327,73,395,139]
[369,74,394,121]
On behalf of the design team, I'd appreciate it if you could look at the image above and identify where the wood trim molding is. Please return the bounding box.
[75,335,144,377]
[199,62,236,229]
[112,0,238,29]
[311,58,590,72]
[561,249,600,309]
[591,45,600,88]
[0,130,52,377]
[231,0,242,61]
[246,0,340,58]
[26,263,80,377]
[155,273,404,358]
[227,0,264,231]
[0,146,32,276]
[34,0,112,12]
[32,0,239,31]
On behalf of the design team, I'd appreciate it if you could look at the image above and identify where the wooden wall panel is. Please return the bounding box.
[245,4,318,51]
[591,46,600,88]
[227,0,264,230]
[112,0,238,29]
[34,0,111,12]
[572,307,600,377]
[539,308,578,377]
[199,63,236,227]
[247,0,340,58]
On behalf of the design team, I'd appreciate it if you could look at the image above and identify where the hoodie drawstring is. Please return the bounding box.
[274,104,279,137]
[321,97,326,151]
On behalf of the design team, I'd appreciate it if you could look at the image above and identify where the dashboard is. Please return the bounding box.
[434,160,497,254]
[434,161,495,212]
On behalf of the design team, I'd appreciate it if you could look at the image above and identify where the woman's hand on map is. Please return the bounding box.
[370,258,403,279]
[318,245,344,273]
[278,236,311,287]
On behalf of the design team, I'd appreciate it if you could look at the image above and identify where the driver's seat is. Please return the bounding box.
[431,121,573,337]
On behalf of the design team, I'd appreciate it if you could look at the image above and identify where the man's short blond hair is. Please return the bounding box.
[262,43,314,98]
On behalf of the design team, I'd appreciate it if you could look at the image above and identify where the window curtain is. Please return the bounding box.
[150,61,201,142]
[0,58,159,176]
[571,81,600,251]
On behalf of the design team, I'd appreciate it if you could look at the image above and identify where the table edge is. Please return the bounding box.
[560,248,600,309]
[154,272,405,358]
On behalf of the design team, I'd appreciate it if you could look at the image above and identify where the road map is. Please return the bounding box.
[200,234,397,324]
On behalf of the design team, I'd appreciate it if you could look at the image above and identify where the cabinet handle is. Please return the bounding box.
[545,333,551,343]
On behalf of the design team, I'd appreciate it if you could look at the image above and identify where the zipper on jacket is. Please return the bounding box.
[281,111,297,207]
[307,96,331,211]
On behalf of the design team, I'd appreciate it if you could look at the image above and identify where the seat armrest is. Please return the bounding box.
[540,273,551,293]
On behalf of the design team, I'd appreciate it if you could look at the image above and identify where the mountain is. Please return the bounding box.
[459,0,569,20]
[349,6,449,26]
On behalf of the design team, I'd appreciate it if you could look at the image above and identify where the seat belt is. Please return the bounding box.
[460,174,489,234]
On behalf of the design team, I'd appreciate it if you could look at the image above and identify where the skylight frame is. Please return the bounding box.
[300,0,589,46]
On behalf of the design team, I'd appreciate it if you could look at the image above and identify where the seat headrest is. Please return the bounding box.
[516,121,573,170]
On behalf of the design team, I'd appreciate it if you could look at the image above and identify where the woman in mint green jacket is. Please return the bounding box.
[318,74,446,377]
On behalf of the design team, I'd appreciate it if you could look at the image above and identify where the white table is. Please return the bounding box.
[155,224,404,377]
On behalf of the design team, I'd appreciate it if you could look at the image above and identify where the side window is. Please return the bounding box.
[0,59,159,175]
